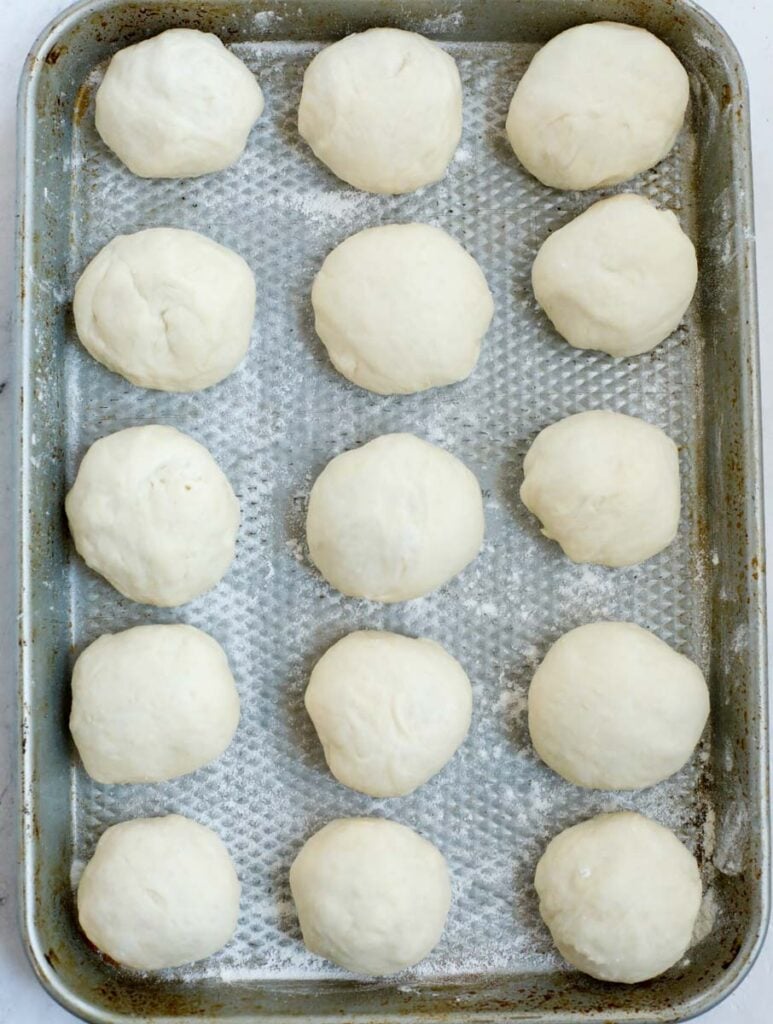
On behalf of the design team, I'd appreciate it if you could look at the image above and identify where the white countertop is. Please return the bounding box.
[1,1,771,1021]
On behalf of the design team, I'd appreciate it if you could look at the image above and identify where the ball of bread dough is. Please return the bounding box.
[520,410,680,567]
[78,814,240,970]
[535,811,702,982]
[298,28,462,194]
[290,818,450,974]
[528,622,709,789]
[95,29,264,178]
[306,433,484,602]
[532,195,697,357]
[507,22,689,190]
[312,224,493,395]
[74,228,256,392]
[306,630,472,797]
[66,425,240,606]
[70,624,240,784]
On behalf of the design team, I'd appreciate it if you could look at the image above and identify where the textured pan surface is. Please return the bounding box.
[17,1,767,1021]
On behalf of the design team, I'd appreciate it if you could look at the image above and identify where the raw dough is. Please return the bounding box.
[312,223,494,394]
[528,621,709,789]
[78,814,240,970]
[70,624,240,784]
[74,227,256,391]
[306,433,484,602]
[298,28,462,194]
[65,425,240,606]
[306,630,472,797]
[95,28,264,178]
[532,194,697,357]
[520,410,680,567]
[535,811,702,983]
[289,817,450,974]
[506,22,689,190]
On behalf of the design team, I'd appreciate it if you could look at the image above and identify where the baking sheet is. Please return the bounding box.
[17,1,768,1021]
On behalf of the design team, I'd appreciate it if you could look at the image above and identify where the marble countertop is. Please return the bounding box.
[1,1,771,1020]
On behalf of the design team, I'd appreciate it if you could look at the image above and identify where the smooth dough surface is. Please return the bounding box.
[298,28,462,194]
[306,630,472,797]
[507,21,689,190]
[312,223,493,394]
[535,811,702,983]
[532,194,697,357]
[290,818,451,974]
[528,621,709,789]
[306,433,484,602]
[65,425,240,606]
[78,814,240,970]
[70,624,240,784]
[520,410,680,567]
[74,228,256,391]
[96,28,264,178]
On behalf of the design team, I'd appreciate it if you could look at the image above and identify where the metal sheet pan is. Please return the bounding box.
[16,0,768,1021]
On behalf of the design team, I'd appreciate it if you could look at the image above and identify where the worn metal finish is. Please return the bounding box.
[16,1,768,1022]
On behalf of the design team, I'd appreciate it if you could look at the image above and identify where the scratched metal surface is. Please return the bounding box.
[17,1,767,1022]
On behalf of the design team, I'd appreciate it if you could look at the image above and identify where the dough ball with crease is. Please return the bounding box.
[298,28,462,194]
[528,621,709,789]
[78,814,240,970]
[290,818,451,974]
[70,624,240,784]
[96,28,264,178]
[532,194,697,357]
[66,425,240,607]
[312,223,494,394]
[507,21,689,190]
[74,227,256,392]
[306,433,484,602]
[306,630,472,797]
[535,811,702,982]
[520,410,679,567]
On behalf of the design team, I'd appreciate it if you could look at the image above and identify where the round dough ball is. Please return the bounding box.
[66,425,240,607]
[520,410,680,567]
[298,28,462,194]
[506,22,689,190]
[528,622,709,789]
[535,811,702,982]
[306,630,472,797]
[532,194,697,357]
[95,28,264,178]
[290,818,450,974]
[74,228,256,392]
[312,224,494,395]
[70,624,240,784]
[306,433,484,602]
[78,814,240,970]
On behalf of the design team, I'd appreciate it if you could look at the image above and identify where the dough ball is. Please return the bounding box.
[306,433,484,602]
[532,194,697,357]
[507,22,689,190]
[290,818,450,974]
[78,814,240,970]
[535,811,702,982]
[74,228,256,392]
[70,624,240,784]
[306,630,472,797]
[66,425,240,607]
[95,28,264,178]
[298,28,462,194]
[520,410,680,567]
[528,622,709,789]
[312,223,493,395]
